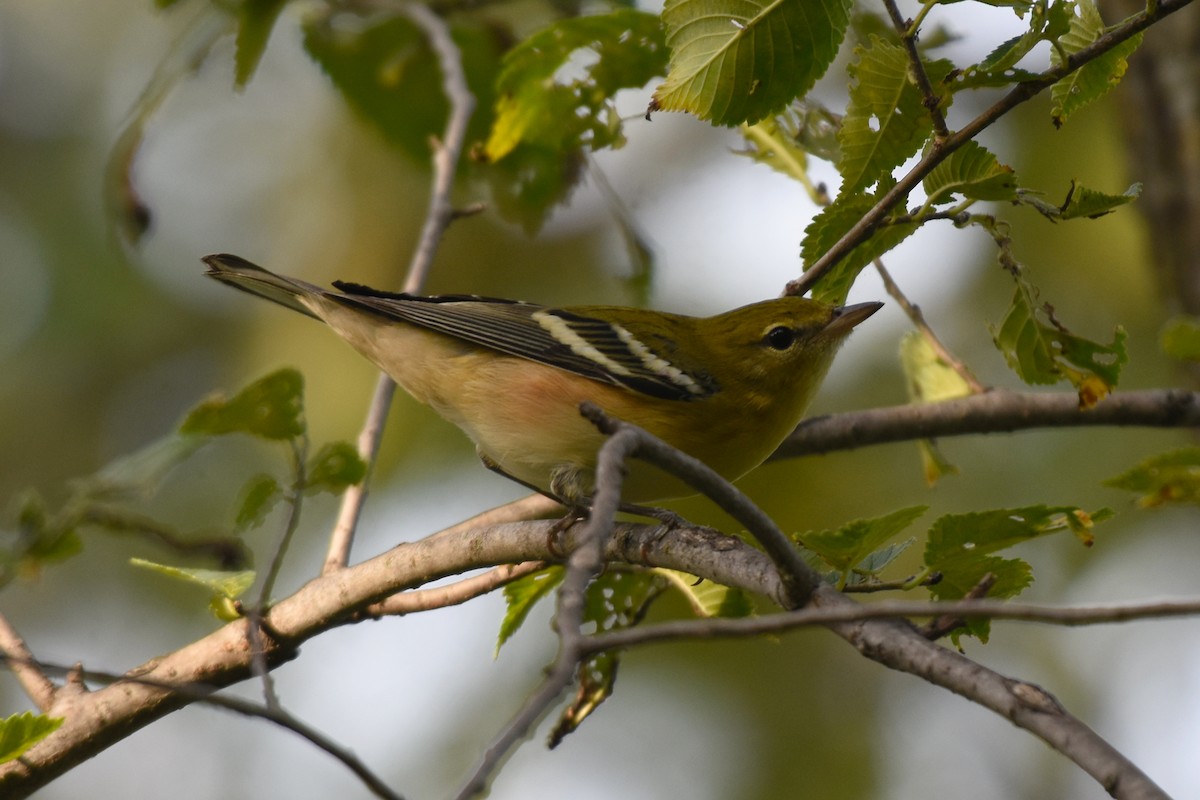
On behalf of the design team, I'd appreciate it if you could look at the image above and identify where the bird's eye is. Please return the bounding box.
[764,326,795,350]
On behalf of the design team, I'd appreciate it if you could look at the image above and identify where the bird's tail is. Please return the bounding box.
[203,254,324,320]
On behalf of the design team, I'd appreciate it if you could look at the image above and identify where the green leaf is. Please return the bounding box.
[302,13,501,161]
[1105,448,1200,507]
[990,283,1127,407]
[180,368,305,441]
[548,569,666,747]
[653,0,853,126]
[922,140,1018,204]
[797,506,927,588]
[852,537,915,580]
[234,0,289,88]
[1057,180,1141,219]
[497,566,563,654]
[484,145,586,235]
[838,38,952,195]
[484,10,666,162]
[802,192,920,305]
[925,505,1100,567]
[656,570,754,617]
[90,434,205,501]
[131,557,256,620]
[236,474,281,529]
[0,712,63,764]
[1161,317,1200,362]
[923,504,1103,642]
[306,442,367,494]
[929,552,1033,643]
[1050,0,1142,128]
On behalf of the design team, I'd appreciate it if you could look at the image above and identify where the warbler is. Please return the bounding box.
[204,254,880,503]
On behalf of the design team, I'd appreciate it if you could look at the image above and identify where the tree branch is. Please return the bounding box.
[775,388,1200,458]
[323,1,478,574]
[0,613,57,711]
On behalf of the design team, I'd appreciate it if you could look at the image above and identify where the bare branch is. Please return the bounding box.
[454,427,638,799]
[776,389,1200,458]
[368,561,546,616]
[324,1,478,574]
[875,259,986,393]
[581,595,1200,651]
[0,613,57,711]
[580,403,822,607]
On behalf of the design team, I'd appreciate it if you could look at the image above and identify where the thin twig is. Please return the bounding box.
[775,388,1200,458]
[875,259,986,393]
[323,2,477,574]
[3,657,404,800]
[368,561,546,616]
[580,595,1200,653]
[454,430,636,800]
[579,403,822,609]
[0,613,57,711]
[881,0,950,139]
[788,0,1194,296]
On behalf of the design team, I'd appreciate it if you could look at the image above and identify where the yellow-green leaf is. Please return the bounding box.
[180,368,305,441]
[1105,448,1200,508]
[0,712,63,764]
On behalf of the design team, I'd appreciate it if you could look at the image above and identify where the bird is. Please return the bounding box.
[204,254,880,505]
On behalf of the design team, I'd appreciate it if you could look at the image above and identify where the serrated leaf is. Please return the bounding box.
[306,442,367,494]
[653,0,853,126]
[484,10,666,162]
[922,140,1018,204]
[1105,448,1200,507]
[1050,0,1142,128]
[802,193,920,304]
[180,368,305,441]
[549,569,666,747]
[0,712,63,764]
[234,0,289,88]
[497,566,563,654]
[924,505,1099,568]
[1058,180,1140,219]
[1161,317,1200,362]
[131,557,256,607]
[236,474,281,529]
[302,14,500,161]
[990,283,1127,406]
[929,552,1033,643]
[656,570,754,617]
[798,506,927,588]
[923,504,1101,643]
[839,38,953,195]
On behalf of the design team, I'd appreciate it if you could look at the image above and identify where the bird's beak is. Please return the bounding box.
[826,301,884,334]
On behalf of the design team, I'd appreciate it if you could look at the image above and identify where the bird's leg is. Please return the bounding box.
[478,453,584,558]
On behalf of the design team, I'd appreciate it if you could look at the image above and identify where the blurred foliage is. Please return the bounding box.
[0,0,1196,797]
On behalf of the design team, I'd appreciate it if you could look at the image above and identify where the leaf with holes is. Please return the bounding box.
[990,283,1127,407]
[180,368,305,441]
[839,37,952,195]
[1050,0,1142,128]
[797,506,927,589]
